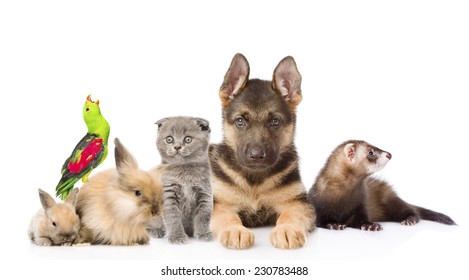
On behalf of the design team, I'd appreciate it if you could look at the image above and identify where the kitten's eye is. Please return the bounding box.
[368,150,375,156]
[235,117,246,127]
[184,136,192,143]
[270,118,281,126]
[166,136,174,144]
[135,190,142,197]
[52,221,56,227]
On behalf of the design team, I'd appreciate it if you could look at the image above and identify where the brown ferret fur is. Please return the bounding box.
[308,140,456,231]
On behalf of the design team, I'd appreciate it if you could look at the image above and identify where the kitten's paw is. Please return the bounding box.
[147,226,166,238]
[326,223,347,230]
[196,231,213,242]
[360,222,383,231]
[401,215,419,226]
[219,225,254,249]
[168,234,188,244]
[270,224,306,249]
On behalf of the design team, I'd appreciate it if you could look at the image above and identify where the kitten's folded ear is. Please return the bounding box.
[155,118,169,130]
[194,118,210,132]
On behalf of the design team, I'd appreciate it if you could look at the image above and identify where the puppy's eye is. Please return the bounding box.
[235,117,246,127]
[165,136,173,144]
[368,150,375,156]
[270,118,281,126]
[184,136,192,143]
[52,221,56,227]
[135,190,142,197]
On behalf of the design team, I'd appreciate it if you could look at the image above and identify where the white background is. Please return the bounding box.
[1,0,468,279]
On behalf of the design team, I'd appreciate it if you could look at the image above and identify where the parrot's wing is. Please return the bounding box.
[56,133,106,197]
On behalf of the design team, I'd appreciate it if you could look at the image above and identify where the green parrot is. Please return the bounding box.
[55,94,110,200]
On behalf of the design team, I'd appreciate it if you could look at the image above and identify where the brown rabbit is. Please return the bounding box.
[28,188,80,246]
[75,138,164,245]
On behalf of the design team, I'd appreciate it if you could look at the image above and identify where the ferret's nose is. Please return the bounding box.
[386,153,392,160]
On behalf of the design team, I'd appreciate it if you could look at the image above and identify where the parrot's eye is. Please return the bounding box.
[166,136,174,144]
[135,190,142,197]
[52,221,56,227]
[85,107,90,112]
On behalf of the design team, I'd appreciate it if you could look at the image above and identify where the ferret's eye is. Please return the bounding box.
[135,190,142,197]
[184,136,192,143]
[165,136,174,144]
[368,150,375,156]
[235,117,246,127]
[52,221,56,227]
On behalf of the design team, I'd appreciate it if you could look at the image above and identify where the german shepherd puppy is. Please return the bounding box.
[209,53,316,249]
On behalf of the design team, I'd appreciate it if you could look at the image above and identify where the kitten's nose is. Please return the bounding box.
[174,145,181,151]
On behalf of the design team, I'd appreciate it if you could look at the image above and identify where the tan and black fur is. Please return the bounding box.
[209,53,315,249]
[308,140,456,231]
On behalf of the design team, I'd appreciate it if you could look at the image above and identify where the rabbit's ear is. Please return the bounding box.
[64,188,79,207]
[38,188,56,211]
[114,138,138,173]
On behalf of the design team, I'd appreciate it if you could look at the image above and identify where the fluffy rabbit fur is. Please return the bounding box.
[28,188,80,246]
[75,138,164,245]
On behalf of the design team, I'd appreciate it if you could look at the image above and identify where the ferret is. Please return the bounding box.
[308,140,456,231]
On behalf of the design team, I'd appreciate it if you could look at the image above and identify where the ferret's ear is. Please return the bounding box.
[219,53,250,107]
[344,143,357,162]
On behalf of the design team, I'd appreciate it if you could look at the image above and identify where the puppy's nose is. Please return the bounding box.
[249,147,266,161]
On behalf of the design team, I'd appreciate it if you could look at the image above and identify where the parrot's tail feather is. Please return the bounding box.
[55,177,79,200]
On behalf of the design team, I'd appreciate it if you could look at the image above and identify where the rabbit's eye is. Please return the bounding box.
[52,221,56,227]
[135,190,142,197]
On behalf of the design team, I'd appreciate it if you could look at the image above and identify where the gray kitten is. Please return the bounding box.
[155,116,213,244]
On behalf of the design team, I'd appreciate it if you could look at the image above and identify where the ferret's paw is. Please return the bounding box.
[326,223,347,230]
[401,215,419,226]
[360,222,382,231]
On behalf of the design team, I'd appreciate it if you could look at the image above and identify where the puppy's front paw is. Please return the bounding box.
[270,224,306,249]
[219,225,254,249]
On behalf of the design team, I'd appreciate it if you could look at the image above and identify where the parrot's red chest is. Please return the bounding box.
[68,138,103,173]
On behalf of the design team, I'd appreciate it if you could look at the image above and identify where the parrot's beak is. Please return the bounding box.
[86,94,99,104]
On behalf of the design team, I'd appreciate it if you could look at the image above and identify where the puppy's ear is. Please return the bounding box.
[272,56,302,108]
[219,53,250,107]
[343,143,357,162]
[38,188,56,211]
[194,118,210,132]
[114,138,138,174]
